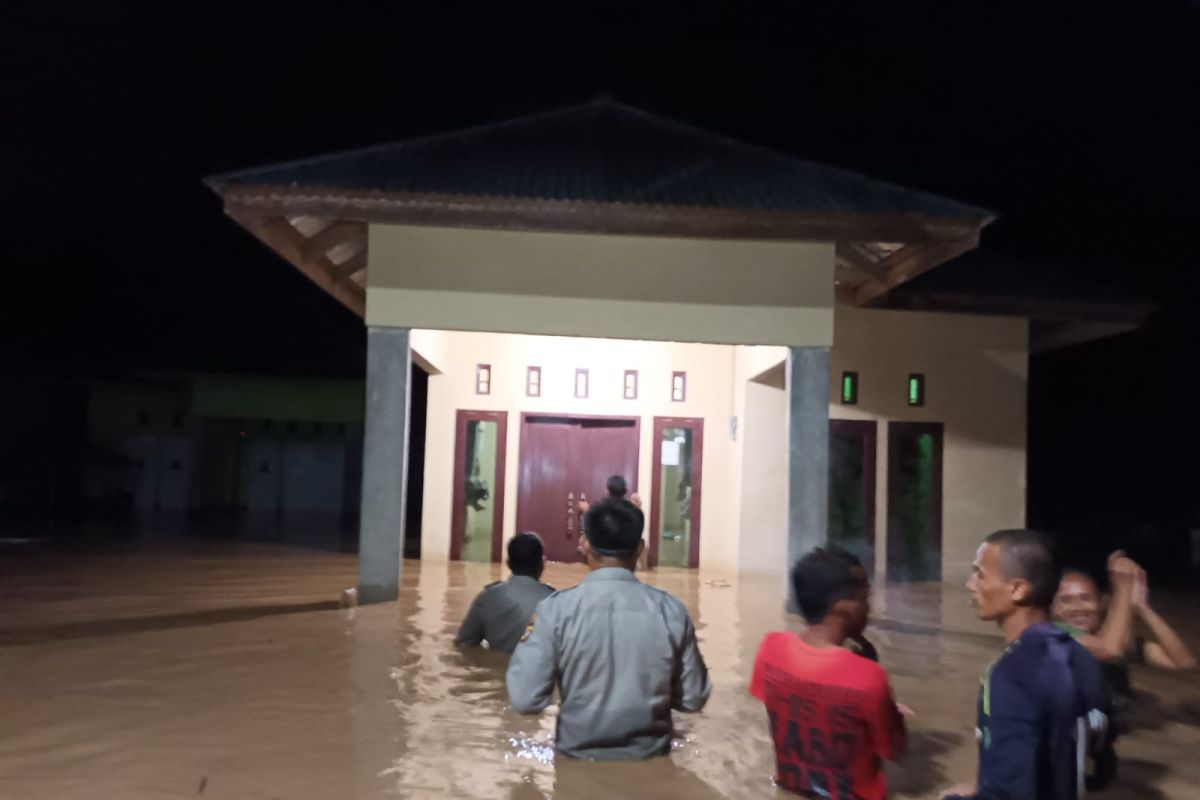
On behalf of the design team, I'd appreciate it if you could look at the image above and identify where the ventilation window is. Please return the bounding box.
[475,364,491,395]
[671,371,687,403]
[840,372,859,405]
[526,366,541,397]
[907,374,925,407]
[623,369,638,400]
[574,368,589,399]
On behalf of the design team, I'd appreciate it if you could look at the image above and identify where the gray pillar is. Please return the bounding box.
[785,346,830,610]
[358,327,412,604]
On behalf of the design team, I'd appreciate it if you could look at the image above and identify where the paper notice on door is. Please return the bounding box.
[661,440,681,466]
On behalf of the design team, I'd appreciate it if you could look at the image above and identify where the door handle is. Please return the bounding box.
[566,492,575,537]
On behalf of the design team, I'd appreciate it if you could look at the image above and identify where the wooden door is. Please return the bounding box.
[886,422,944,582]
[829,419,877,575]
[517,414,640,563]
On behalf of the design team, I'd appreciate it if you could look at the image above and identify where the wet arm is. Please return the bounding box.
[1078,577,1135,662]
[1138,605,1198,670]
[505,606,556,714]
[673,616,712,712]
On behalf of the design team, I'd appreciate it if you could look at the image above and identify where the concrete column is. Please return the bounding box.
[785,346,830,609]
[358,327,412,604]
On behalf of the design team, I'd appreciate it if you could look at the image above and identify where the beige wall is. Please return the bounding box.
[409,306,1028,584]
[829,307,1029,583]
[368,224,834,347]
[412,330,741,572]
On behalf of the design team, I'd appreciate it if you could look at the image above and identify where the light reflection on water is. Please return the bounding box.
[0,548,1196,799]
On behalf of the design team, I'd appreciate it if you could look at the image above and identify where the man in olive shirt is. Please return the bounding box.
[506,498,711,760]
[456,533,554,653]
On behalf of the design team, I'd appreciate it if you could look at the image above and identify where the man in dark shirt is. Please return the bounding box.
[455,533,554,653]
[941,529,1110,800]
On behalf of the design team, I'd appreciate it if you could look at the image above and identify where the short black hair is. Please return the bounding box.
[507,532,544,576]
[583,497,643,555]
[824,545,864,572]
[605,475,628,498]
[985,529,1061,609]
[791,548,862,624]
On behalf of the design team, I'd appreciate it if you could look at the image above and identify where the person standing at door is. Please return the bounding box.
[577,475,642,518]
[455,533,555,653]
[940,529,1111,800]
[506,497,711,759]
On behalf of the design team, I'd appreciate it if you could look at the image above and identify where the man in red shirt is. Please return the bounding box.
[750,548,906,799]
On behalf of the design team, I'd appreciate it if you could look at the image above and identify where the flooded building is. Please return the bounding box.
[206,100,1139,601]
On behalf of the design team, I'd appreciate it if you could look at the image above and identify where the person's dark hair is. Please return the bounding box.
[1060,567,1102,595]
[791,548,862,624]
[605,475,628,498]
[583,497,643,556]
[824,545,864,572]
[985,529,1061,609]
[507,532,544,576]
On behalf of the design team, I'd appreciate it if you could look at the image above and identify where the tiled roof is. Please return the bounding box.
[208,99,990,221]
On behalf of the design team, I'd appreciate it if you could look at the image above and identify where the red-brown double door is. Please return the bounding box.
[516,414,640,563]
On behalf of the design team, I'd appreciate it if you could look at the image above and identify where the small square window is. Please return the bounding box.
[475,364,492,395]
[526,366,541,397]
[575,368,589,399]
[840,371,859,405]
[907,373,925,407]
[623,369,638,400]
[671,371,687,403]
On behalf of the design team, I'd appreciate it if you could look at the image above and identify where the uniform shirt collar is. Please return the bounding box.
[582,566,639,583]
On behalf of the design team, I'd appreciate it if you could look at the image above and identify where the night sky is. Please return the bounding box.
[4,3,1199,568]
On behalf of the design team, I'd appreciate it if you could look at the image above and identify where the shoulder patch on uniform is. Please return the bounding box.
[519,612,537,643]
[483,581,503,590]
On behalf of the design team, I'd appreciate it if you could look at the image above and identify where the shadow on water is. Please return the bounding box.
[885,729,965,798]
[1103,758,1170,800]
[1125,689,1200,732]
[0,599,341,647]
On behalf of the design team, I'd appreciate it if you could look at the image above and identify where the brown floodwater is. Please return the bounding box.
[1,540,1198,799]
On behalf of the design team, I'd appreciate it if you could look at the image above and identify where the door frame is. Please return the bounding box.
[828,418,878,574]
[885,421,944,582]
[516,412,641,560]
[450,409,509,562]
[648,416,705,569]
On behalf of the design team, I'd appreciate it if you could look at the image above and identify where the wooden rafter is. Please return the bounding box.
[331,250,367,281]
[303,220,365,261]
[836,242,889,284]
[854,237,979,307]
[229,211,366,317]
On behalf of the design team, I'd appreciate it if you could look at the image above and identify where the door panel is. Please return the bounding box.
[649,417,704,569]
[450,410,508,563]
[829,419,877,575]
[574,419,641,511]
[517,415,640,563]
[886,422,944,582]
